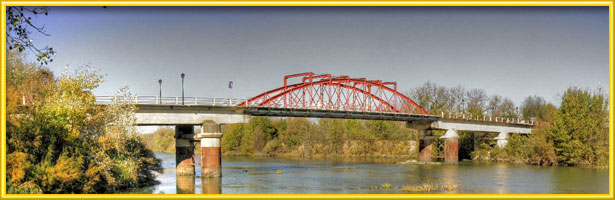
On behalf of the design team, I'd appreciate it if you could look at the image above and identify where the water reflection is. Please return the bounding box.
[202,177,222,194]
[494,163,508,194]
[441,164,459,194]
[124,153,608,194]
[176,175,195,194]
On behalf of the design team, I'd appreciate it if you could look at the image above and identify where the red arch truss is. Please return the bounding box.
[238,72,428,114]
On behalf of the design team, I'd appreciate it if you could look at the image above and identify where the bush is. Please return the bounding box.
[6,52,161,193]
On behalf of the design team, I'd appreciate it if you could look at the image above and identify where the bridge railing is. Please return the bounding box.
[95,96,248,106]
[438,111,535,125]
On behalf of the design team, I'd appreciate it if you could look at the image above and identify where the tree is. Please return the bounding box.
[487,95,503,116]
[521,95,557,122]
[466,88,487,118]
[549,87,608,166]
[6,6,55,65]
[498,98,518,119]
[6,52,161,193]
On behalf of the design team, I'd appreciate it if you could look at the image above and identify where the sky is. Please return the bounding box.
[21,6,609,133]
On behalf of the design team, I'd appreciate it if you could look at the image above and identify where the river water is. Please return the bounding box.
[124,153,608,194]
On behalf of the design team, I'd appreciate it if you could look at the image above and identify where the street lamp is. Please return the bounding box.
[158,79,162,104]
[181,73,185,105]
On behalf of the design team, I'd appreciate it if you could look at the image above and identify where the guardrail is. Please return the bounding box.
[95,96,248,106]
[438,111,535,125]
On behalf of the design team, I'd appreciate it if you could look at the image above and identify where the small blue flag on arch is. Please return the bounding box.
[228,81,233,89]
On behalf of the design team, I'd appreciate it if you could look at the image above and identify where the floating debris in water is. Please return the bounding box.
[275,170,284,174]
[381,183,392,189]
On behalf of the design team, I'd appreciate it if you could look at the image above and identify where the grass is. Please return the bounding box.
[381,183,392,189]
[275,170,284,174]
[401,182,459,192]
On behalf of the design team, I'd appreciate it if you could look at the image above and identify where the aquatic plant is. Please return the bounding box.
[401,182,459,192]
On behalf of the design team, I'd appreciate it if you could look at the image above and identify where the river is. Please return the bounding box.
[123,153,608,194]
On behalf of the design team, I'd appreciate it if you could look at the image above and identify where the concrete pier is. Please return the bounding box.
[175,125,195,176]
[200,121,222,178]
[441,129,459,164]
[495,132,509,148]
[418,130,433,162]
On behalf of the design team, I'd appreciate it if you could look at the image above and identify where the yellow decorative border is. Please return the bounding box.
[0,1,613,199]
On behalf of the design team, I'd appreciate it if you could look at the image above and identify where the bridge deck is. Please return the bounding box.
[243,106,438,122]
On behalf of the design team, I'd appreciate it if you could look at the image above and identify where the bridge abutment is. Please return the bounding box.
[200,121,222,178]
[175,125,195,176]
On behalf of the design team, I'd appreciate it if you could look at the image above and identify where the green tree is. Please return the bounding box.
[549,87,608,166]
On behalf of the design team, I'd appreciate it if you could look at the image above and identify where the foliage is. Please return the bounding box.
[549,87,608,166]
[6,51,162,193]
[521,95,557,122]
[6,6,55,65]
[221,117,417,158]
[141,127,175,153]
[470,87,609,167]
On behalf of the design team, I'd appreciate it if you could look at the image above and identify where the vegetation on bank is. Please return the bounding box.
[6,51,162,194]
[141,127,176,153]
[471,87,609,167]
[221,117,418,158]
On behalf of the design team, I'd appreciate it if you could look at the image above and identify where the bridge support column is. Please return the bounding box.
[200,121,222,178]
[495,132,509,148]
[441,129,459,164]
[418,130,433,162]
[175,125,195,176]
[473,132,486,151]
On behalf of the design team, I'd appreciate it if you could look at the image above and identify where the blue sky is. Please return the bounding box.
[23,6,609,112]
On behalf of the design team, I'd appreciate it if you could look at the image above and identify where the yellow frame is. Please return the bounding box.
[0,1,613,199]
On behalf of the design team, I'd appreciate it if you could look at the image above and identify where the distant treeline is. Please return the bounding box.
[407,81,557,121]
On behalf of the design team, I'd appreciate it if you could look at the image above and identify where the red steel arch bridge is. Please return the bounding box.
[237,72,427,114]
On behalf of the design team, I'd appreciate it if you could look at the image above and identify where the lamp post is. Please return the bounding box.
[158,79,162,104]
[181,73,185,105]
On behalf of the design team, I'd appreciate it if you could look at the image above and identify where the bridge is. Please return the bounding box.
[95,72,534,178]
